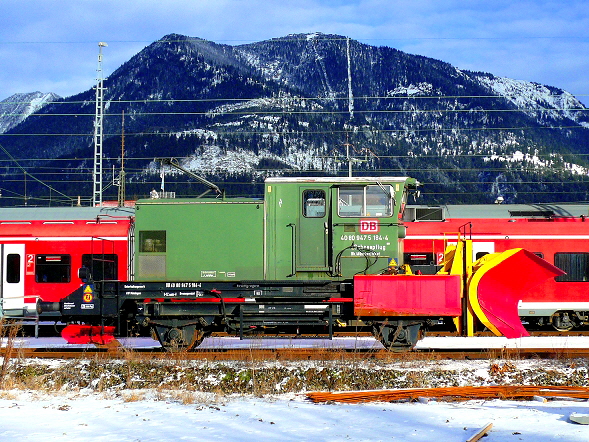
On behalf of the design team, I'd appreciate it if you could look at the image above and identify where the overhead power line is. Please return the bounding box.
[2,93,588,105]
[2,125,588,137]
[0,143,74,202]
[2,107,588,118]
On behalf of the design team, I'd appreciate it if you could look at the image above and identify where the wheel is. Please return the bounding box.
[551,311,576,332]
[373,321,422,350]
[153,324,210,351]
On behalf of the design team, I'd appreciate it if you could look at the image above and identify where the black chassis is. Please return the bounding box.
[52,279,356,345]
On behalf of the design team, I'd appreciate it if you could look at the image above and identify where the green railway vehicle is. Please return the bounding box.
[39,176,561,350]
[135,177,416,282]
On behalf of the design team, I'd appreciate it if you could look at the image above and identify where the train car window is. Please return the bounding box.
[82,254,118,281]
[338,185,392,217]
[6,254,20,283]
[534,252,544,259]
[35,255,71,283]
[303,190,326,217]
[139,231,166,252]
[338,187,363,216]
[366,185,392,217]
[555,253,589,282]
[403,253,435,266]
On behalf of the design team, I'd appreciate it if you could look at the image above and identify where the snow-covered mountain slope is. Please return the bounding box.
[0,91,60,133]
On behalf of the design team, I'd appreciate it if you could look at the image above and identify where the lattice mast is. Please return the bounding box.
[92,42,107,207]
[117,110,126,207]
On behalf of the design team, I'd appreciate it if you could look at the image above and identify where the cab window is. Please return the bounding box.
[338,185,393,217]
[303,190,326,217]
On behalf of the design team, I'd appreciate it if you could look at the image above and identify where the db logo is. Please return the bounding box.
[359,219,379,234]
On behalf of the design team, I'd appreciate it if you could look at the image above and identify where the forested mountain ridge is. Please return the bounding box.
[1,33,588,205]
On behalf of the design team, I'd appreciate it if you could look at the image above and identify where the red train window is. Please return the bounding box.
[35,255,71,283]
[555,253,589,282]
[82,254,118,281]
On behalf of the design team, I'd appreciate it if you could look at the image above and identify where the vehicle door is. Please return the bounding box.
[296,186,331,271]
[0,244,25,313]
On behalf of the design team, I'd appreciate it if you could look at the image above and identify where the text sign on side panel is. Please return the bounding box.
[26,254,35,275]
[359,219,379,234]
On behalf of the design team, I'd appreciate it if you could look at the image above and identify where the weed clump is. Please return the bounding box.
[1,355,587,395]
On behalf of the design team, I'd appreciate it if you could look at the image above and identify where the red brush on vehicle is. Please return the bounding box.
[61,325,116,345]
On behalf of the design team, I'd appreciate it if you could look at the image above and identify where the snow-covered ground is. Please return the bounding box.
[1,390,588,441]
[2,337,589,440]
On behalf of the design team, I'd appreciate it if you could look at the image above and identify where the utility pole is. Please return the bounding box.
[343,133,354,178]
[92,42,107,207]
[345,37,355,177]
[117,110,126,207]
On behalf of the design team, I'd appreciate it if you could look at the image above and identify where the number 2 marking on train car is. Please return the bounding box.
[26,254,35,275]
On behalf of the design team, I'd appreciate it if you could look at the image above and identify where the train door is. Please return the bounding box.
[0,244,25,314]
[296,186,331,271]
[472,242,495,261]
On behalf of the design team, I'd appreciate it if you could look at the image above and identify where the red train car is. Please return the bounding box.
[403,204,589,331]
[0,207,133,320]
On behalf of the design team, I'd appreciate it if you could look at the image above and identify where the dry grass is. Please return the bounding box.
[0,390,18,400]
[122,391,146,402]
[0,333,587,397]
[0,319,21,388]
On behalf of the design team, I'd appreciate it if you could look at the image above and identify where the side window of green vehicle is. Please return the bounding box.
[139,231,166,252]
[338,185,393,217]
[303,190,326,217]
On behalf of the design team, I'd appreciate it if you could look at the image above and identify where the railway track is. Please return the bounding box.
[2,328,589,360]
[2,345,589,360]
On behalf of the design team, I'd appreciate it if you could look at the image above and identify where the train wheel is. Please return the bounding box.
[153,324,210,351]
[550,311,576,332]
[373,321,422,350]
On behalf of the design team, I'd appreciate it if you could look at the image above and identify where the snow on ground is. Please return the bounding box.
[2,337,589,440]
[1,390,589,441]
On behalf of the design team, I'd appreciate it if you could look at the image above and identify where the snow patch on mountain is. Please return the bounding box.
[476,75,587,125]
[484,149,588,175]
[172,145,330,176]
[0,91,60,133]
[205,96,317,118]
[388,83,434,96]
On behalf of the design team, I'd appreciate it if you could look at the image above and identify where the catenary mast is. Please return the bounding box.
[92,42,107,207]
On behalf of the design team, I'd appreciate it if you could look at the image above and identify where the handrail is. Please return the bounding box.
[286,223,296,277]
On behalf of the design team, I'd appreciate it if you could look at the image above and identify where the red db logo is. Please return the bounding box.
[359,219,379,234]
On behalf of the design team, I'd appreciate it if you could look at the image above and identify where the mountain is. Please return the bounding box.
[1,33,589,206]
[0,92,61,133]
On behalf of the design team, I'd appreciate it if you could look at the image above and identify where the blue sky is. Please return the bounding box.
[1,0,589,105]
